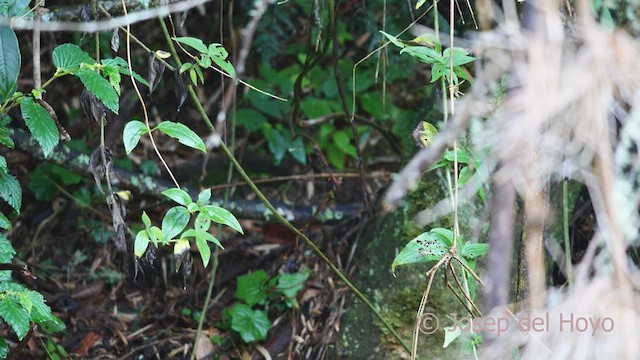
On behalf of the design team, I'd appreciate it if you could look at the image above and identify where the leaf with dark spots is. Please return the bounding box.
[174,70,188,112]
[80,88,107,127]
[148,54,166,97]
[89,146,113,194]
[111,29,120,53]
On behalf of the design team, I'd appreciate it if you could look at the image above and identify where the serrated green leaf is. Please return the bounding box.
[0,234,15,263]
[52,43,95,70]
[0,25,20,103]
[235,270,268,306]
[229,303,271,343]
[161,206,190,241]
[122,120,149,154]
[162,188,192,206]
[0,297,30,339]
[200,205,243,234]
[102,65,122,95]
[0,114,14,148]
[74,69,119,114]
[0,337,7,358]
[134,230,150,257]
[174,37,208,54]
[20,97,59,157]
[0,171,21,213]
[0,154,6,172]
[195,235,211,267]
[0,211,10,230]
[156,121,206,152]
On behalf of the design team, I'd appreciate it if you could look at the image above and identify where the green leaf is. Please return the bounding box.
[431,63,446,83]
[200,205,243,234]
[101,57,150,88]
[443,47,475,66]
[0,211,10,230]
[156,121,206,152]
[134,230,150,257]
[332,131,356,158]
[443,325,462,348]
[141,211,152,228]
[0,297,30,339]
[197,188,211,205]
[162,188,192,206]
[200,231,223,249]
[211,56,236,78]
[20,97,59,158]
[461,243,489,259]
[0,337,7,358]
[276,271,309,300]
[235,270,268,306]
[52,44,95,70]
[161,206,190,241]
[0,171,21,213]
[0,25,20,103]
[229,303,271,343]
[194,212,211,232]
[443,149,471,164]
[380,31,406,49]
[401,46,442,65]
[195,235,211,267]
[0,114,14,148]
[174,37,209,54]
[0,234,16,263]
[74,69,119,114]
[391,229,452,275]
[122,120,149,154]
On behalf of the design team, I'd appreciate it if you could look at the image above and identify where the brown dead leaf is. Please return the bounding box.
[73,331,100,356]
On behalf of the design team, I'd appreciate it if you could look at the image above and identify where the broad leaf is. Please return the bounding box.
[229,304,271,343]
[391,229,452,275]
[211,56,236,78]
[195,235,211,267]
[157,121,206,152]
[199,231,223,249]
[134,230,150,257]
[194,212,211,232]
[380,31,406,49]
[122,120,148,154]
[162,188,192,206]
[0,25,19,104]
[20,97,59,157]
[0,297,29,339]
[196,188,211,205]
[200,205,243,234]
[276,271,309,300]
[461,243,489,259]
[0,170,21,213]
[74,69,119,113]
[174,37,208,54]
[52,43,95,70]
[235,270,269,306]
[161,206,190,241]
